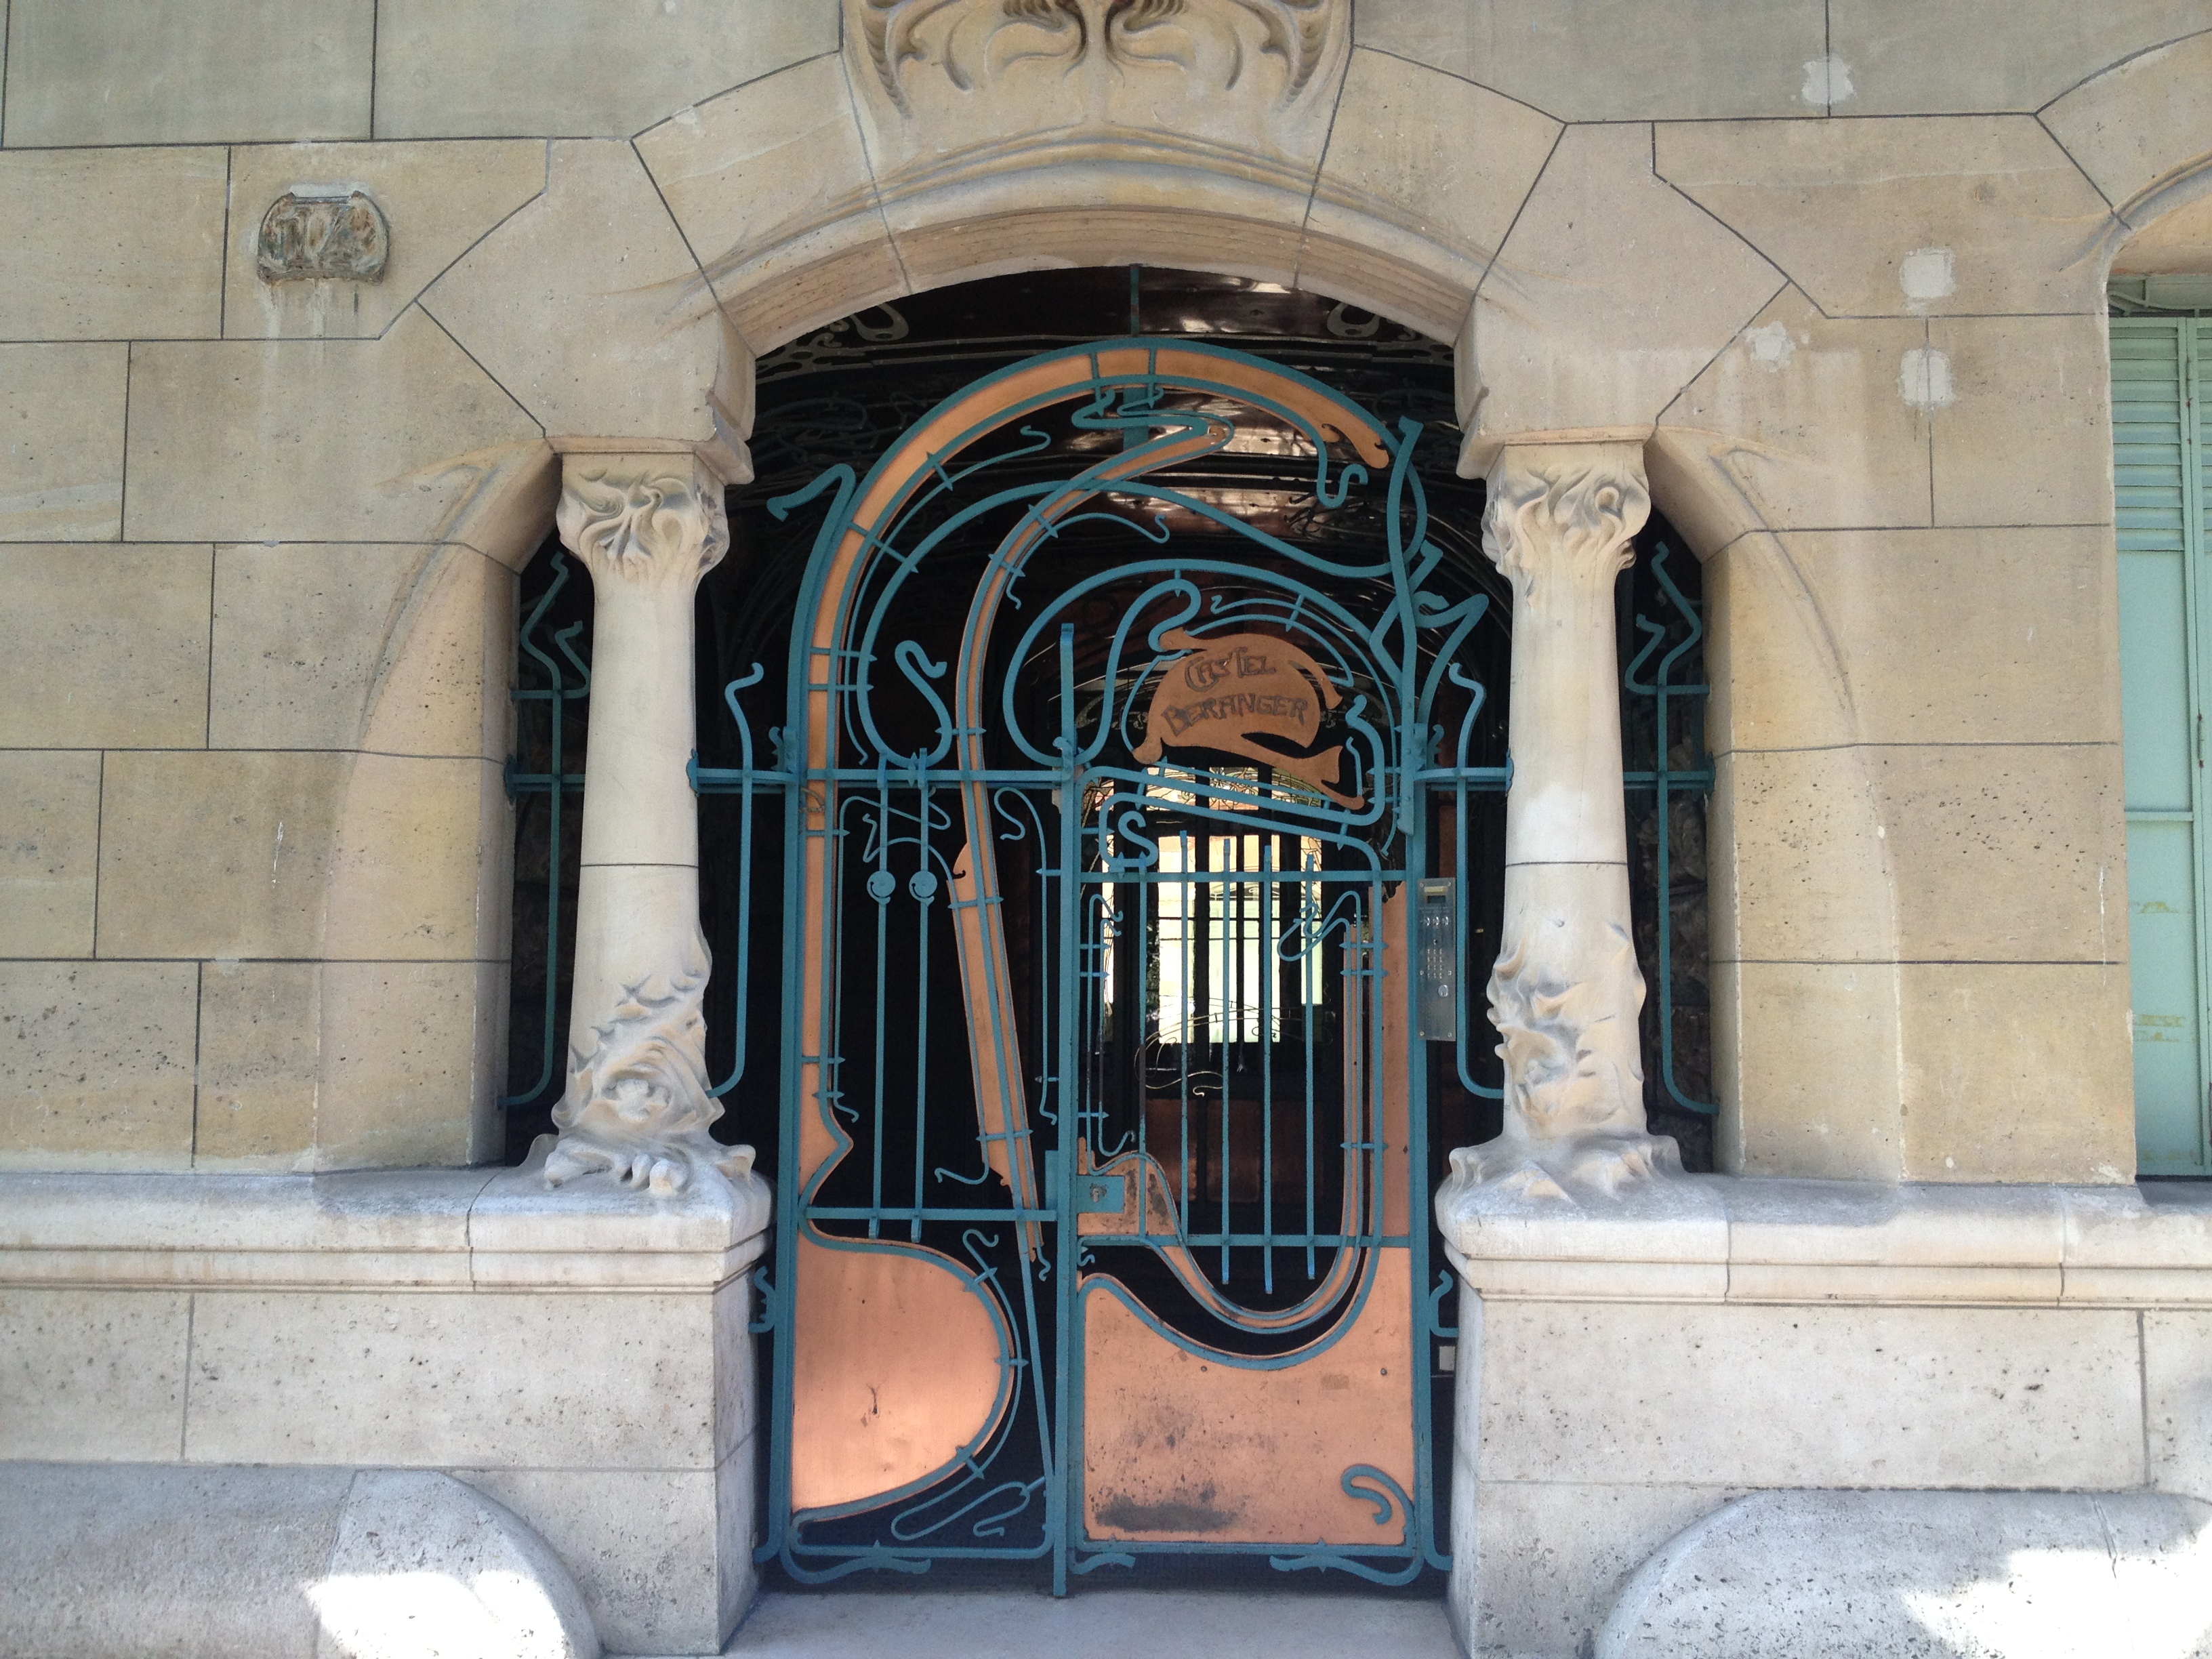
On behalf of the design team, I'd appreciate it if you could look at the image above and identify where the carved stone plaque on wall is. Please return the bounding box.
[257,190,389,283]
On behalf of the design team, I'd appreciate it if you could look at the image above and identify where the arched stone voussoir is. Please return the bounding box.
[420,140,747,458]
[636,3,1566,352]
[1458,124,1788,474]
[2043,28,2212,217]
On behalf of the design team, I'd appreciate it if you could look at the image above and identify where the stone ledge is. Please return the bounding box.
[1437,1174,2212,1307]
[0,1165,773,1293]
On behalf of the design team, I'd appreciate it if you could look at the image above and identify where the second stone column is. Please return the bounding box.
[1455,441,1681,1199]
[541,451,754,1195]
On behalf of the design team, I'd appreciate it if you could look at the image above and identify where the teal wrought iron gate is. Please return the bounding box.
[502,329,1714,1590]
[693,340,1493,1589]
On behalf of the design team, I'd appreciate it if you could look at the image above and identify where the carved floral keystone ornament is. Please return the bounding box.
[859,0,1336,110]
[848,0,1349,201]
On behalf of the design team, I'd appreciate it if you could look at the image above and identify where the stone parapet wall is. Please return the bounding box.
[1438,1174,2212,1656]
[0,1168,772,1656]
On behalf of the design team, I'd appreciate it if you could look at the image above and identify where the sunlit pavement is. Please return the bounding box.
[711,1589,1460,1659]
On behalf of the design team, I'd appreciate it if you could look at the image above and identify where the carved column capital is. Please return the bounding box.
[1480,442,1652,598]
[554,455,729,591]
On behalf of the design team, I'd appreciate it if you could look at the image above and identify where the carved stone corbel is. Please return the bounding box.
[1451,443,1682,1202]
[541,454,755,1195]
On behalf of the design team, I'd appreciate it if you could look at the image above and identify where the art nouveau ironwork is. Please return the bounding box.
[504,306,1715,1584]
[694,339,1498,1589]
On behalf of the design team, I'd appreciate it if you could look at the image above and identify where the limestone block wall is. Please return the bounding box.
[0,3,784,1171]
[0,0,2205,1182]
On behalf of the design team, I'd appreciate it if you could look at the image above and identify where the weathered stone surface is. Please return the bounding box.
[1929,312,2114,527]
[210,542,492,754]
[1830,0,2208,117]
[458,1462,751,1656]
[2148,1311,2212,1504]
[96,750,345,960]
[1721,743,2121,964]
[1597,1489,2212,1658]
[0,344,127,542]
[315,1469,600,1659]
[1658,116,2116,318]
[0,963,198,1168]
[316,960,503,1171]
[0,1463,600,1659]
[1356,0,1826,121]
[3,0,375,146]
[2116,189,2212,274]
[1897,962,2135,1185]
[1708,746,1892,964]
[0,1290,189,1461]
[123,310,545,546]
[183,1288,726,1468]
[636,54,893,352]
[1710,527,2120,750]
[1477,1300,2144,1488]
[0,545,212,747]
[1303,49,1559,323]
[422,141,731,445]
[210,543,428,751]
[324,753,506,962]
[213,540,514,760]
[0,148,227,341]
[226,141,546,341]
[373,0,834,140]
[193,961,321,1170]
[1713,960,1901,1181]
[1656,287,1931,532]
[1468,124,1784,449]
[0,750,99,957]
[2039,28,2212,212]
[1458,1481,1734,1659]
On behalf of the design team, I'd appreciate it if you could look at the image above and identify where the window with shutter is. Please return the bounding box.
[2116,316,2211,1175]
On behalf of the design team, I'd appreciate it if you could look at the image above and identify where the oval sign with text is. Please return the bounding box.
[1130,628,1361,808]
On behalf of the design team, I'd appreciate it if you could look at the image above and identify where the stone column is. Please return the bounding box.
[1454,443,1681,1200]
[541,452,754,1195]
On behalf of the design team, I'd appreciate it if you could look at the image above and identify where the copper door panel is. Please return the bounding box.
[790,1232,1012,1515]
[1080,1249,1416,1545]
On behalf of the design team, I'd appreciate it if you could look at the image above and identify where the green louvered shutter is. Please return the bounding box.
[2115,316,2210,1174]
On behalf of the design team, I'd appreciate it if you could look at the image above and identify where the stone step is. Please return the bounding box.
[708,1589,1460,1659]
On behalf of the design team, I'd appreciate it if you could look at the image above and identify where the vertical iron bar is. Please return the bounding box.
[912,766,932,1242]
[870,764,890,1236]
[1052,623,1081,1596]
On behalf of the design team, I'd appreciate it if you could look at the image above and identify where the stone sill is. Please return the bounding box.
[1438,1174,2212,1307]
[0,1165,773,1292]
